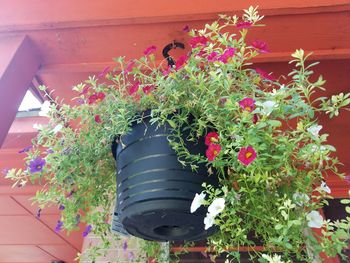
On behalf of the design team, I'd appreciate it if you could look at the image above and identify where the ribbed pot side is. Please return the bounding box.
[113,115,218,241]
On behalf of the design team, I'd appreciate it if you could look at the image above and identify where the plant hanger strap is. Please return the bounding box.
[162,41,185,67]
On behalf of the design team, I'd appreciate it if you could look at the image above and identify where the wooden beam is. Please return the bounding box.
[0,35,41,148]
[37,48,350,75]
[0,1,349,32]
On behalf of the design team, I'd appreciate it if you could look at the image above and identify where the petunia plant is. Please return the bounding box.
[6,6,350,262]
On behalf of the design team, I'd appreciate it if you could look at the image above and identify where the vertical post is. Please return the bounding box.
[0,35,41,148]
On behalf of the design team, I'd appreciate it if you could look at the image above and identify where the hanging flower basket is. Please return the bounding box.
[7,6,350,262]
[112,112,218,241]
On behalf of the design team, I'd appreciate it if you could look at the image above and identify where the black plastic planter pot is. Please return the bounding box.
[112,113,218,241]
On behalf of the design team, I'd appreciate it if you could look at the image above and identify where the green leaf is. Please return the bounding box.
[340,199,350,205]
[167,120,176,129]
[345,207,350,214]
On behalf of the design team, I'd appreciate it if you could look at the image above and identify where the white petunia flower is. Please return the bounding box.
[39,101,51,116]
[207,198,225,217]
[52,124,63,134]
[204,213,215,230]
[320,181,331,194]
[293,192,310,206]
[307,125,322,137]
[306,211,324,228]
[190,192,206,213]
[260,101,278,116]
[310,144,327,153]
[262,254,284,263]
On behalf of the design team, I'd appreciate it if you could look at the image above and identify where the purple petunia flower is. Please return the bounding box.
[29,157,46,173]
[183,25,190,32]
[123,240,128,252]
[36,208,42,218]
[82,225,92,237]
[46,149,54,154]
[58,204,65,211]
[18,145,32,154]
[128,251,135,261]
[55,220,63,233]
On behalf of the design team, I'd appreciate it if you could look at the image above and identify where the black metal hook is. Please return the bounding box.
[162,41,185,67]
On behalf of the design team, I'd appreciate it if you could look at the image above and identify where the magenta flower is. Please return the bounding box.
[162,66,171,76]
[206,144,221,162]
[196,49,206,58]
[18,145,32,154]
[55,220,63,233]
[143,45,157,55]
[175,55,188,70]
[238,146,257,166]
[129,82,140,95]
[183,25,190,32]
[29,157,46,173]
[205,132,219,146]
[255,68,276,81]
[142,85,155,95]
[59,204,65,211]
[252,40,270,53]
[218,47,236,63]
[82,225,92,237]
[189,36,208,48]
[239,98,255,112]
[97,66,110,78]
[236,21,252,29]
[207,51,218,62]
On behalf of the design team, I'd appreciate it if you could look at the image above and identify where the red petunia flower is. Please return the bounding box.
[238,146,257,166]
[97,92,105,100]
[236,21,252,29]
[142,85,155,94]
[217,47,236,63]
[129,82,140,95]
[253,114,259,124]
[255,68,276,81]
[251,40,270,54]
[189,36,208,48]
[175,55,188,70]
[239,98,255,112]
[144,45,157,56]
[94,115,102,123]
[206,143,221,162]
[88,94,98,104]
[205,132,219,146]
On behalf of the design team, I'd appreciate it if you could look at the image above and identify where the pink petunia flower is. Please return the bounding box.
[255,68,276,81]
[217,47,236,63]
[207,51,218,62]
[238,146,257,166]
[129,82,140,95]
[175,55,188,70]
[206,144,221,162]
[189,36,208,48]
[236,21,252,29]
[239,98,255,112]
[251,40,270,53]
[143,45,157,56]
[205,132,219,146]
[162,66,172,76]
